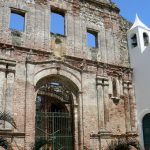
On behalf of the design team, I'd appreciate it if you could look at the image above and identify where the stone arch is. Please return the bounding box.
[34,66,81,150]
[34,67,81,92]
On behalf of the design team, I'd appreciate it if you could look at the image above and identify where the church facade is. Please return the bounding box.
[0,0,138,149]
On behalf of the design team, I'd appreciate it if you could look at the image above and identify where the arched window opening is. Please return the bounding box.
[112,78,117,97]
[131,34,137,48]
[143,113,150,150]
[143,32,149,46]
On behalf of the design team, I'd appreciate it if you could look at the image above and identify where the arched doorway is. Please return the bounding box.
[35,75,78,150]
[143,113,150,150]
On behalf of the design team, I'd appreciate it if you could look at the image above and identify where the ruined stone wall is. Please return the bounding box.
[0,0,138,150]
[0,0,130,66]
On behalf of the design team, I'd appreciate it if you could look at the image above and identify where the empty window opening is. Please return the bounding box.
[131,34,137,48]
[87,30,98,48]
[143,32,149,46]
[112,78,117,97]
[51,11,65,35]
[10,10,25,32]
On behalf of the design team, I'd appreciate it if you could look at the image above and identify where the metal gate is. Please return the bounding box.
[36,112,73,150]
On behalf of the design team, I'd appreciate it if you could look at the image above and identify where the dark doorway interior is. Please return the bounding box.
[143,113,150,150]
[35,81,74,150]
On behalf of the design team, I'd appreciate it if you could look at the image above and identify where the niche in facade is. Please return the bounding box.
[143,32,149,46]
[111,78,120,105]
[131,34,137,48]
[112,78,117,97]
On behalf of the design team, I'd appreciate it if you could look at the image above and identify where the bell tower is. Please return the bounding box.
[127,15,150,149]
[127,15,150,54]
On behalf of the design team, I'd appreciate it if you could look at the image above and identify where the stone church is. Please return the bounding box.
[0,0,138,149]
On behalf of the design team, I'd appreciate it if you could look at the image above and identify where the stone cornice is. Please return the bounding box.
[0,58,16,66]
[0,43,51,56]
[0,131,25,137]
[0,43,133,75]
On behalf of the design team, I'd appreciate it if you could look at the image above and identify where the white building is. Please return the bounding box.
[128,15,150,150]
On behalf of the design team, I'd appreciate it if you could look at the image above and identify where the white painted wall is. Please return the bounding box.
[127,16,150,149]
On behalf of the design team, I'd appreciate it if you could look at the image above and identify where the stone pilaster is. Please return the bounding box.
[96,76,109,130]
[0,71,5,111]
[128,81,137,132]
[123,80,132,132]
[0,70,5,129]
[78,91,84,150]
[5,72,14,129]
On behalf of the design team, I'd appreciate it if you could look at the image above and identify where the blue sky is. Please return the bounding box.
[10,12,25,31]
[112,0,150,27]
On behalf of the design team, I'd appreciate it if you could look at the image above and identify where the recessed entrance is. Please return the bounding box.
[35,75,78,150]
[143,113,150,150]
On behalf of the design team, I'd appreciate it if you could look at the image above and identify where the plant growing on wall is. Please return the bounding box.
[0,137,10,149]
[32,137,52,150]
[0,111,17,149]
[106,138,141,150]
[0,111,16,128]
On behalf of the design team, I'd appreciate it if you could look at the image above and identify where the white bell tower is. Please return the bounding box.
[127,14,150,54]
[127,15,150,149]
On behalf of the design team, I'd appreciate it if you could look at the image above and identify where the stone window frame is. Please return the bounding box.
[86,28,98,48]
[9,7,26,32]
[50,7,66,37]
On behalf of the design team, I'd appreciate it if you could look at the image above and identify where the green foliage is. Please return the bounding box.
[106,139,141,150]
[32,138,52,150]
[0,137,9,149]
[0,111,16,128]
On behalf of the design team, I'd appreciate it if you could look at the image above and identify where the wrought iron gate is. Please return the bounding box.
[36,112,73,150]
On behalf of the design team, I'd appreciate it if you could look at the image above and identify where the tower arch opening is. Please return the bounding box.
[143,32,149,46]
[35,75,79,150]
[131,33,138,48]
